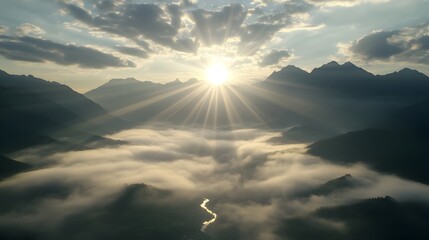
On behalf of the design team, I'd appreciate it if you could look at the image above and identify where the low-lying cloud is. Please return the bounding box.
[1,126,429,240]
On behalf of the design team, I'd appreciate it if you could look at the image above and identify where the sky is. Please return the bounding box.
[0,0,428,92]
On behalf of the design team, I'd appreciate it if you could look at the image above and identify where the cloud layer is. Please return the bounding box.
[61,0,315,57]
[0,35,134,68]
[2,126,429,239]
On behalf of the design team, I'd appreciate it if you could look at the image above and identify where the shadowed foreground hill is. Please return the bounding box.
[0,183,211,240]
[308,97,429,185]
[0,155,30,180]
[308,129,429,184]
[295,174,361,198]
[278,197,429,240]
[0,69,129,133]
[0,70,130,154]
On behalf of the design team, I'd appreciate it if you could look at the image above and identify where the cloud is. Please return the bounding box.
[182,0,198,7]
[0,25,7,33]
[259,49,290,66]
[61,1,305,56]
[350,31,402,59]
[257,0,313,24]
[238,23,284,55]
[16,23,45,37]
[189,4,247,46]
[114,46,149,58]
[2,126,429,239]
[307,0,360,6]
[348,23,429,64]
[0,35,135,68]
[307,0,388,7]
[62,1,198,53]
[93,0,116,11]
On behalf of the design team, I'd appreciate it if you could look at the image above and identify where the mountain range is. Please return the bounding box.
[84,61,429,138]
[1,62,429,240]
[2,61,429,181]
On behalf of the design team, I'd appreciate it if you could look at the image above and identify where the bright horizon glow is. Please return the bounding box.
[205,64,229,86]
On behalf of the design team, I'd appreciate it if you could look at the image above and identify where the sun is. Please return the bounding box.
[205,64,229,86]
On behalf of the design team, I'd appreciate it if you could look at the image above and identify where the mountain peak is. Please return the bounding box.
[343,61,357,67]
[266,65,309,82]
[165,78,182,86]
[311,61,374,77]
[382,68,428,80]
[326,61,340,67]
[282,65,305,71]
[398,67,427,76]
[186,78,199,84]
[279,65,309,74]
[311,61,341,73]
[106,77,140,85]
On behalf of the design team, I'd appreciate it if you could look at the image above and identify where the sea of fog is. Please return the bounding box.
[1,126,429,240]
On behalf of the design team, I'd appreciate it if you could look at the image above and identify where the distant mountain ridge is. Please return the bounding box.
[85,61,429,132]
[267,61,429,99]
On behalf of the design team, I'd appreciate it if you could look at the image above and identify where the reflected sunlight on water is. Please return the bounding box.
[200,198,217,232]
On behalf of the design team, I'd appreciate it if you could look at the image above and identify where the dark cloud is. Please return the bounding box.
[93,0,116,11]
[62,2,198,53]
[238,23,284,55]
[114,46,149,58]
[411,35,429,50]
[350,31,402,59]
[0,35,134,68]
[189,3,290,54]
[189,4,247,46]
[349,23,429,64]
[61,2,307,55]
[259,49,290,66]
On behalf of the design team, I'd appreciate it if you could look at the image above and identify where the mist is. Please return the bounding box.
[2,126,428,240]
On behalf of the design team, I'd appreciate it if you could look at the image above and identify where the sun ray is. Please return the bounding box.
[224,85,268,127]
[151,82,209,122]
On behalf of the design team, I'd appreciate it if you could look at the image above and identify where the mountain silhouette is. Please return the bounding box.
[57,184,208,240]
[84,61,429,134]
[266,64,310,83]
[266,61,429,101]
[381,98,429,135]
[85,78,313,128]
[0,70,128,133]
[0,155,31,180]
[308,87,429,185]
[308,128,429,184]
[296,174,360,198]
[278,197,429,240]
[0,70,129,154]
